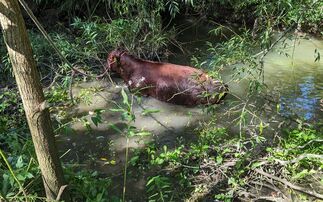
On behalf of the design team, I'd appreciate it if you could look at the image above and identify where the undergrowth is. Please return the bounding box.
[133,123,323,201]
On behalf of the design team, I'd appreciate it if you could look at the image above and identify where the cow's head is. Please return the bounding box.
[106,49,127,73]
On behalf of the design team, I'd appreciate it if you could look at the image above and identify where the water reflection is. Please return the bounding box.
[280,76,319,120]
[262,35,323,122]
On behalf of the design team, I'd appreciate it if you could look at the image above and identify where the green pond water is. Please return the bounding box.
[263,37,323,121]
[169,20,323,122]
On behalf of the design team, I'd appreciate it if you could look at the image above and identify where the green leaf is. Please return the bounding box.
[121,88,129,106]
[108,124,123,134]
[135,131,151,137]
[63,125,75,135]
[314,49,320,62]
[129,156,139,166]
[109,108,124,112]
[216,155,223,164]
[251,161,265,169]
[91,116,102,127]
[25,172,34,179]
[141,109,160,116]
[128,130,136,137]
[292,169,315,180]
[146,176,157,186]
[155,158,164,165]
[259,121,264,135]
[15,156,24,169]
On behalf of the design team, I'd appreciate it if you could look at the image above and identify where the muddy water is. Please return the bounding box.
[58,79,209,166]
[57,22,323,200]
[57,80,210,199]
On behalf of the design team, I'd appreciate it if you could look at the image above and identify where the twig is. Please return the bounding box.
[250,180,289,200]
[253,28,292,59]
[0,191,9,202]
[44,72,60,91]
[274,154,323,165]
[18,0,74,69]
[254,196,286,202]
[0,149,28,201]
[59,149,71,159]
[253,0,320,62]
[166,87,192,102]
[68,70,75,103]
[239,190,287,202]
[55,185,68,201]
[297,139,323,149]
[255,169,323,200]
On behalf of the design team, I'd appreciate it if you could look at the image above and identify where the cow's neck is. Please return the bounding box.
[118,54,137,81]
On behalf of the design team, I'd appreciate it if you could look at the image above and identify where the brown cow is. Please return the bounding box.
[106,49,228,106]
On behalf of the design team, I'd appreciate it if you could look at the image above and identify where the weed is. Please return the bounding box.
[147,175,173,202]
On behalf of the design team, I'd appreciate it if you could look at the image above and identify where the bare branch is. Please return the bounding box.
[255,169,323,200]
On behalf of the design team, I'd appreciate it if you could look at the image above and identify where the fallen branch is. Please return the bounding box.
[250,180,289,200]
[254,196,286,202]
[255,169,323,200]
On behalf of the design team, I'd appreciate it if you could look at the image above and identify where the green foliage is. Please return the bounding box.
[188,0,322,33]
[1,30,79,81]
[0,154,38,199]
[0,118,113,202]
[149,145,184,166]
[132,121,322,201]
[0,89,22,133]
[31,0,114,18]
[146,175,173,202]
[45,85,69,104]
[0,87,111,201]
[0,131,41,201]
[129,124,230,200]
[72,15,170,58]
[214,192,234,202]
[2,13,171,84]
[0,53,12,82]
[109,89,152,201]
[31,0,195,20]
[65,168,112,202]
[271,128,323,180]
[206,28,265,93]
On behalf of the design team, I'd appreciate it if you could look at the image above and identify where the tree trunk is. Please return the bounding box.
[0,0,70,201]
